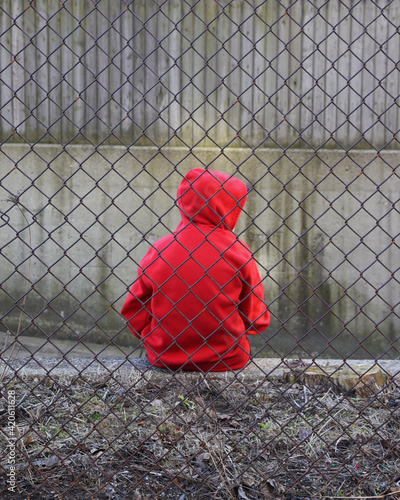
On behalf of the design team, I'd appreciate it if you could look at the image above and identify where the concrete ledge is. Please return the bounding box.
[3,356,400,383]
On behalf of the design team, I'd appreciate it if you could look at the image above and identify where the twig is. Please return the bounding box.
[321,492,400,499]
[0,197,31,383]
[204,440,236,500]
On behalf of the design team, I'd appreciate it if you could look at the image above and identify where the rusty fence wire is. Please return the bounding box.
[1,0,400,498]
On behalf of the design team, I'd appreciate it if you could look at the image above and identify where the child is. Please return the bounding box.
[121,168,270,371]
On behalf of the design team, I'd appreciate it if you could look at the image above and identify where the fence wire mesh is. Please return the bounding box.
[1,0,400,498]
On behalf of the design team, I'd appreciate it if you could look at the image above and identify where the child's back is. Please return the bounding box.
[121,168,270,371]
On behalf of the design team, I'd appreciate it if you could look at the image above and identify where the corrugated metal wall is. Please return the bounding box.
[0,0,399,148]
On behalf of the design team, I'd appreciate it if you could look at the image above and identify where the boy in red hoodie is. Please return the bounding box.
[121,168,270,371]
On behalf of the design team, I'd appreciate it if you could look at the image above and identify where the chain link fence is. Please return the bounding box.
[1,0,400,498]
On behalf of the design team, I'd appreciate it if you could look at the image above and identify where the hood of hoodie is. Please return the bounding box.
[176,168,248,230]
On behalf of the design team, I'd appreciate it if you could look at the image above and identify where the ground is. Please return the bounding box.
[0,358,400,499]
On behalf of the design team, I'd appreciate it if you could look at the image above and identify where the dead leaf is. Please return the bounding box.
[205,407,217,418]
[196,452,211,469]
[89,445,106,457]
[217,413,231,420]
[242,476,254,487]
[265,478,278,493]
[229,419,241,427]
[287,359,310,369]
[299,427,312,440]
[32,455,65,469]
[389,486,400,498]
[236,484,250,499]
[132,489,141,500]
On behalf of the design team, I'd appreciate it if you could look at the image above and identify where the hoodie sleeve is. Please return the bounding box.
[238,257,270,335]
[120,251,155,339]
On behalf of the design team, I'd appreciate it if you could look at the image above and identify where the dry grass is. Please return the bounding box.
[0,367,400,499]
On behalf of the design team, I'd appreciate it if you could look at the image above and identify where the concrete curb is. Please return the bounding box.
[3,356,400,382]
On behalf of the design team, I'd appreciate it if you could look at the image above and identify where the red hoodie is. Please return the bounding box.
[121,168,270,371]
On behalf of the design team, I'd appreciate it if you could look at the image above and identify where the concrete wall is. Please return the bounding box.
[2,1,399,150]
[1,144,399,359]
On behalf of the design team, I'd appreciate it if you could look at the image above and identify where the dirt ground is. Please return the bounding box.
[1,357,400,499]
